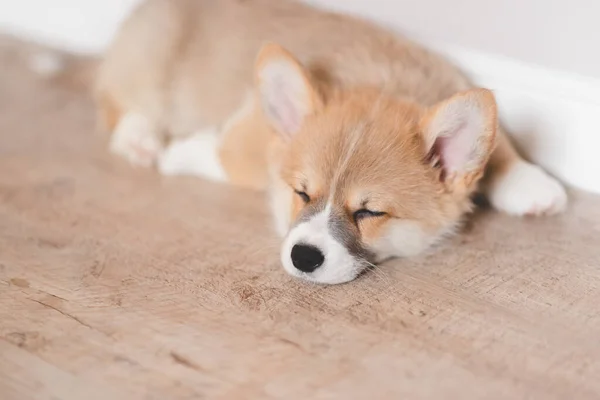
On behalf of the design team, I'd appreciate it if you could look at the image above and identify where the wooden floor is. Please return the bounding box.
[1,37,600,400]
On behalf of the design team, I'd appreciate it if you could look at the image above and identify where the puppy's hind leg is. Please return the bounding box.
[109,112,164,168]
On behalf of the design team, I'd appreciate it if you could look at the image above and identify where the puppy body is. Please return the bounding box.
[96,0,567,283]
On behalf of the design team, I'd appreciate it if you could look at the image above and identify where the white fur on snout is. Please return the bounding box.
[370,220,457,262]
[281,207,362,285]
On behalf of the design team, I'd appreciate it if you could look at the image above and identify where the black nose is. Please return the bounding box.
[291,244,325,273]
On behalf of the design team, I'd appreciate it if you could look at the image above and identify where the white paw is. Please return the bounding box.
[487,161,567,216]
[110,113,162,167]
[157,139,195,176]
[158,129,227,181]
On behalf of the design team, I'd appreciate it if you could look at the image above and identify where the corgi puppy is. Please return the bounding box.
[95,0,567,284]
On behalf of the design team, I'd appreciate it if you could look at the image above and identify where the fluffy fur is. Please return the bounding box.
[94,0,567,284]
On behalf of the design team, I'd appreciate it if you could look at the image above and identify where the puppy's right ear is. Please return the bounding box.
[255,43,322,140]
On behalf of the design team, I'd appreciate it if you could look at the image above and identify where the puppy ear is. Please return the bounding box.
[421,89,498,189]
[255,43,322,139]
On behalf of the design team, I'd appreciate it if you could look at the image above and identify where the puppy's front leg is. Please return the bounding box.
[483,129,567,216]
[158,127,228,182]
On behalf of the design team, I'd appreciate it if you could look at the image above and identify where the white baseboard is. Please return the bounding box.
[1,1,598,194]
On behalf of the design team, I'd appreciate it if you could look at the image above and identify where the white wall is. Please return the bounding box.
[0,0,140,54]
[306,0,600,79]
[4,0,600,77]
[1,0,599,193]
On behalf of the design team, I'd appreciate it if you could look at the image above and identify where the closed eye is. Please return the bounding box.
[294,189,310,203]
[353,209,387,223]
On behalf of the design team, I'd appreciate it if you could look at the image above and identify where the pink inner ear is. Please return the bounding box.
[264,85,301,137]
[434,116,480,176]
[260,61,309,138]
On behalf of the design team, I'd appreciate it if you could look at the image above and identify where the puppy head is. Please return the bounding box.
[256,43,497,284]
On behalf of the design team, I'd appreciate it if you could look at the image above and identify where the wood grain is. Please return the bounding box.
[1,36,600,400]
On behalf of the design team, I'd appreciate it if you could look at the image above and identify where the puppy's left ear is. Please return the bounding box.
[255,43,323,140]
[421,89,498,191]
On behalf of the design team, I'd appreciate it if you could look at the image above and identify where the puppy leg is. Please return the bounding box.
[158,127,228,182]
[483,129,567,216]
[110,112,163,168]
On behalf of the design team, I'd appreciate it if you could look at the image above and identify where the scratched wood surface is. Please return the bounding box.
[1,37,600,400]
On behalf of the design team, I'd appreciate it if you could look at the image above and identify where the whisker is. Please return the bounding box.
[363,259,395,288]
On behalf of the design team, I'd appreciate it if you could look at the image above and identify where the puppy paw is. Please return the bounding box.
[157,129,227,181]
[110,113,162,167]
[157,139,190,176]
[487,161,567,216]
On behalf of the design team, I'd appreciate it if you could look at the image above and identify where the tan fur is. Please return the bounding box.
[218,95,273,190]
[94,0,564,278]
[274,85,478,247]
[96,0,519,178]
